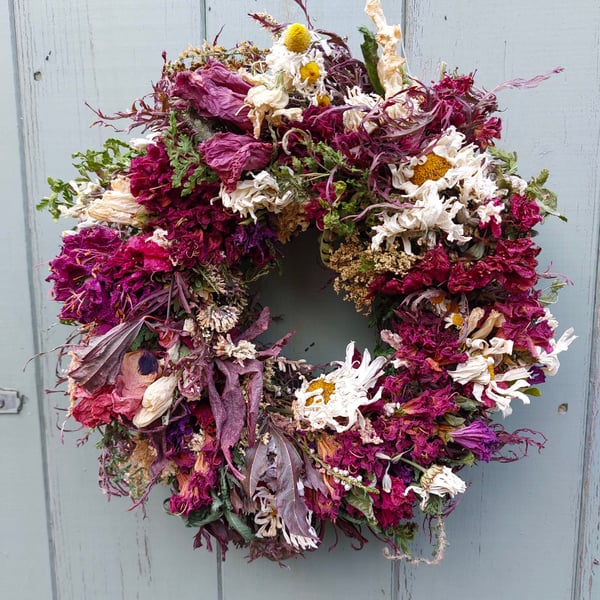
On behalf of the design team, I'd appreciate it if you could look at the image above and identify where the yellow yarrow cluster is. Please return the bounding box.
[328,237,418,313]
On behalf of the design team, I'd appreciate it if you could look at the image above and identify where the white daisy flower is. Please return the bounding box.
[536,327,576,376]
[245,84,292,138]
[372,127,500,252]
[405,465,467,510]
[264,25,327,99]
[390,126,497,205]
[293,342,387,433]
[220,170,295,222]
[448,338,532,417]
[342,85,416,133]
[370,185,470,253]
[342,86,381,133]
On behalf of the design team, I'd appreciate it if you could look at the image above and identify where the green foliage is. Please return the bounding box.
[220,471,255,541]
[443,413,466,427]
[390,522,418,554]
[345,487,378,527]
[129,325,158,352]
[184,493,224,528]
[455,395,480,413]
[539,279,567,306]
[40,177,77,221]
[527,169,567,222]
[422,493,445,516]
[162,112,217,194]
[446,452,476,467]
[37,138,136,220]
[488,146,519,177]
[489,146,566,222]
[359,26,385,97]
[523,387,542,397]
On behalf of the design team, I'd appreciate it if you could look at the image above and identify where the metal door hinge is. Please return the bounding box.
[0,389,22,414]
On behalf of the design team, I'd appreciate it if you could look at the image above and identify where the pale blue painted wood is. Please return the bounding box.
[11,1,219,598]
[397,2,600,599]
[205,3,404,598]
[4,0,599,598]
[0,2,54,598]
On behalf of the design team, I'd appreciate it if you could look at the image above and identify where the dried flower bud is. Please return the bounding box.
[132,374,178,428]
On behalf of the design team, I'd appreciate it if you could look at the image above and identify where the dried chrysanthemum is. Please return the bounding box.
[293,342,387,432]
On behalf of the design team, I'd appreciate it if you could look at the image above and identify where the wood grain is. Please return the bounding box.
[4,0,598,597]
[1,2,54,597]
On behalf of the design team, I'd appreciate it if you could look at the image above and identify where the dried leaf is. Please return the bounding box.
[302,454,329,495]
[245,422,317,543]
[69,319,145,393]
[234,306,271,342]
[207,357,267,479]
[269,425,318,542]
[245,441,269,499]
[345,488,377,527]
[206,362,244,479]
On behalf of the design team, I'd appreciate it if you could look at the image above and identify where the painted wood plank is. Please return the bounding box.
[9,0,598,598]
[204,2,404,598]
[577,265,600,600]
[0,3,54,598]
[11,1,219,597]
[397,1,600,598]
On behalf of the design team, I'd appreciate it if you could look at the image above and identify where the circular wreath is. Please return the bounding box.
[43,1,574,563]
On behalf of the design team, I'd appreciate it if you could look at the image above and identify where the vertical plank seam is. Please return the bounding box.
[573,119,600,598]
[393,2,408,598]
[7,1,58,599]
[199,0,207,46]
[216,551,224,600]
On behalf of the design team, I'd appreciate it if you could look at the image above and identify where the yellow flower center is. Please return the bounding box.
[316,94,331,107]
[410,154,452,187]
[283,23,312,53]
[487,362,495,381]
[420,465,444,490]
[299,61,321,85]
[450,313,463,327]
[305,377,336,406]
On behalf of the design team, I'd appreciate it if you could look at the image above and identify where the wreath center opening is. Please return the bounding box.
[253,228,377,366]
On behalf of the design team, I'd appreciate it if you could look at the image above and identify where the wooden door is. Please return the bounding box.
[3,1,599,598]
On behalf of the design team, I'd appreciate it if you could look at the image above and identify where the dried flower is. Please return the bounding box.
[132,374,178,428]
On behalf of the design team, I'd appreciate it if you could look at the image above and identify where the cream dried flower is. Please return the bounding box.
[293,342,387,433]
[132,374,178,428]
[405,465,467,510]
[196,305,241,333]
[87,176,147,227]
[214,334,258,364]
[220,170,295,222]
